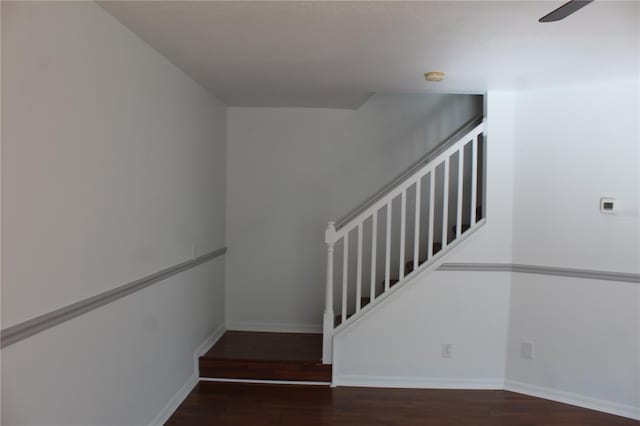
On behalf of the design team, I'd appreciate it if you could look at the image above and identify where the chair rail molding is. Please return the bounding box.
[437,262,640,283]
[1,247,228,348]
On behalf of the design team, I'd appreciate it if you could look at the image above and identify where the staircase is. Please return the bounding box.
[322,118,486,363]
[200,331,331,383]
[197,117,485,387]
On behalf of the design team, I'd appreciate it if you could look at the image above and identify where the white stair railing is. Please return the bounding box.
[322,120,485,364]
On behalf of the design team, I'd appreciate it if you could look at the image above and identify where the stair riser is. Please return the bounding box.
[200,359,332,382]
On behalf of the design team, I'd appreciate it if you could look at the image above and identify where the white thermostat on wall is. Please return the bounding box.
[600,197,616,215]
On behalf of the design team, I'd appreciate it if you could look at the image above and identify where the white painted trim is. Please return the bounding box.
[149,373,198,426]
[331,336,340,387]
[226,321,322,334]
[504,380,640,421]
[199,378,330,386]
[334,374,504,390]
[194,323,227,360]
[149,323,226,426]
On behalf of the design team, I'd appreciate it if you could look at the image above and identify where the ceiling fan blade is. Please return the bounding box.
[539,0,594,22]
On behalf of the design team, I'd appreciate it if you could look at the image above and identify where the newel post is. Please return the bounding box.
[322,221,336,364]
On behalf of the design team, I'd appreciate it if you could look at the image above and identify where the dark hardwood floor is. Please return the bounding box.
[166,381,639,426]
[190,331,638,424]
[199,331,331,382]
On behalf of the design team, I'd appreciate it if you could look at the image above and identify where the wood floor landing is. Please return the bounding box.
[166,382,638,426]
[199,331,331,382]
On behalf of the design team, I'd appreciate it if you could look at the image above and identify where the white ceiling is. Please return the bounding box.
[99,1,639,109]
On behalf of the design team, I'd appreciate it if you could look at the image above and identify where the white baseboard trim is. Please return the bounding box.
[149,373,199,426]
[226,321,322,334]
[200,377,330,386]
[195,323,227,359]
[149,323,226,426]
[334,374,504,390]
[504,379,640,421]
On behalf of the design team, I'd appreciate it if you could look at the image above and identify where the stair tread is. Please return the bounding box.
[201,331,323,363]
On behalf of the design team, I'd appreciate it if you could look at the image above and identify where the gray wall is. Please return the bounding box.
[506,79,640,413]
[1,2,227,424]
[333,83,640,419]
[225,94,482,330]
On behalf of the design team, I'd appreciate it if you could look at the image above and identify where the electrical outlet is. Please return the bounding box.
[521,341,534,360]
[441,343,453,358]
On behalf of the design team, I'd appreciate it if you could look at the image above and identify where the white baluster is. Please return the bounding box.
[428,171,435,258]
[370,212,377,302]
[385,202,392,292]
[322,221,336,363]
[342,232,349,322]
[399,191,406,280]
[471,135,478,226]
[356,223,363,313]
[442,158,450,247]
[456,147,464,238]
[413,179,421,272]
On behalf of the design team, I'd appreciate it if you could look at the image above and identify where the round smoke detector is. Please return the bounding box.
[424,71,445,82]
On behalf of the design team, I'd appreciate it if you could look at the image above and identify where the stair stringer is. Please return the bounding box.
[330,218,486,343]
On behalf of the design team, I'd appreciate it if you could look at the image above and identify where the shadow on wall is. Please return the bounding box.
[333,93,484,223]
